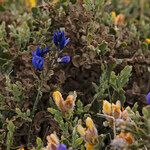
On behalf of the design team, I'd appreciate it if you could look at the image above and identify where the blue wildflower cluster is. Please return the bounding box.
[32,30,70,70]
[53,31,70,50]
[53,30,70,63]
[32,46,49,70]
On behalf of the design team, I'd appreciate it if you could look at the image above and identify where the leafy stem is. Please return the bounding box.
[31,71,44,119]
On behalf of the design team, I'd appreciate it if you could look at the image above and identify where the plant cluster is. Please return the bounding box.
[0,0,150,150]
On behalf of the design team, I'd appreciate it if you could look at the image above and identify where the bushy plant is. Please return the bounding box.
[0,0,150,150]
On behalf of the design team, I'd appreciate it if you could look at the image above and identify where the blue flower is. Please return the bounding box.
[32,54,44,70]
[33,46,49,57]
[53,31,69,50]
[57,55,71,63]
[146,92,150,105]
[57,144,67,150]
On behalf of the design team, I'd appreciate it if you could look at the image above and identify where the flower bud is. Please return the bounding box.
[145,39,150,44]
[103,100,112,115]
[114,14,125,26]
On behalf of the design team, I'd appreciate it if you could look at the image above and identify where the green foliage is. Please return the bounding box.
[36,137,44,150]
[93,65,132,103]
[9,22,30,50]
[6,120,15,150]
[76,100,91,115]
[110,65,132,102]
[48,97,91,148]
[125,105,150,149]
[72,127,83,149]
[48,108,69,134]
[0,0,149,149]
[83,0,105,13]
[15,108,32,122]
[5,75,24,102]
[95,40,110,55]
[93,65,109,100]
[0,22,10,70]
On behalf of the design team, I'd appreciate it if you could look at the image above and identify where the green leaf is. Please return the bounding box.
[77,100,83,108]
[74,137,83,147]
[118,65,132,89]
[55,113,63,122]
[142,107,149,119]
[72,127,78,148]
[36,137,43,150]
[132,102,138,112]
[47,108,57,114]
[110,71,118,91]
[96,41,109,55]
[6,120,15,150]
[76,100,84,114]
[15,108,32,122]
[84,104,91,112]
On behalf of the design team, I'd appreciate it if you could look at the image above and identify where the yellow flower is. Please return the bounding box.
[103,100,122,119]
[52,91,76,113]
[114,14,125,26]
[46,133,59,149]
[77,117,98,148]
[111,11,116,21]
[86,117,94,130]
[103,100,112,115]
[117,132,134,144]
[25,0,36,9]
[77,125,86,136]
[64,95,75,110]
[112,101,121,119]
[145,38,150,44]
[53,91,64,108]
[85,142,94,150]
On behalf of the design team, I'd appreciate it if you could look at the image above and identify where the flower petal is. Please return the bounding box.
[57,56,71,63]
[57,144,67,150]
[146,92,150,105]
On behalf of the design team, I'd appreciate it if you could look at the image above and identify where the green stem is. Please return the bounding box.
[31,86,42,118]
[31,69,45,118]
[28,72,44,145]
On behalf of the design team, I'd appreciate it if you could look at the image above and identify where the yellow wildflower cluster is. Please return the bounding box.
[111,11,125,26]
[52,91,76,113]
[25,0,36,9]
[117,132,134,145]
[103,100,134,148]
[103,100,129,121]
[111,131,134,148]
[145,38,150,44]
[42,133,59,150]
[77,117,98,150]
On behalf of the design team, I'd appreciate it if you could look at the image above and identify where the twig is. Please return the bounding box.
[97,113,116,138]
